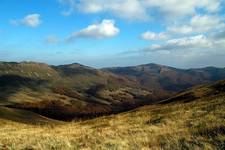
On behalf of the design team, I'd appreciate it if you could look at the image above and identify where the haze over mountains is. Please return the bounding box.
[0,61,225,120]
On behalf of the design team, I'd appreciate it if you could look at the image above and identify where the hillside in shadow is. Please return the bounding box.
[0,74,47,102]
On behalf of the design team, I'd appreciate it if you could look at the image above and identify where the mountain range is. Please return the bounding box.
[0,61,225,120]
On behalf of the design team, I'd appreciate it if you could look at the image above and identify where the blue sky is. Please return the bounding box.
[0,0,225,68]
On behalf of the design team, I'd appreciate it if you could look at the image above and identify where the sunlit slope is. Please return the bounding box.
[0,80,224,149]
[160,79,225,104]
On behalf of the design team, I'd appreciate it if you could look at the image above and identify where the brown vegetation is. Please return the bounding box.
[0,80,224,149]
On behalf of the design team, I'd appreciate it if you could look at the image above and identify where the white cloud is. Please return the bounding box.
[78,0,103,13]
[59,0,221,20]
[190,15,224,32]
[60,0,148,20]
[10,14,41,27]
[167,25,193,34]
[144,34,212,52]
[78,0,148,21]
[167,35,212,48]
[67,19,119,40]
[168,15,225,34]
[141,31,168,41]
[22,14,41,27]
[143,0,220,18]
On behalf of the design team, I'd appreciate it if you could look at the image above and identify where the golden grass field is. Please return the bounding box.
[0,89,224,150]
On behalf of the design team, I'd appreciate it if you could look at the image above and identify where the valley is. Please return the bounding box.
[1,62,225,121]
[0,78,224,149]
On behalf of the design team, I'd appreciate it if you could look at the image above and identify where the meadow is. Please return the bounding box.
[0,89,224,150]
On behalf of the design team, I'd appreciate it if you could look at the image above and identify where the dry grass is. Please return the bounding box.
[0,93,224,150]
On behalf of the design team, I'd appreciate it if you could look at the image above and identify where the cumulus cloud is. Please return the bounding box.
[59,0,148,20]
[190,15,225,32]
[168,15,225,34]
[67,19,119,40]
[59,0,221,20]
[166,35,212,48]
[10,14,41,27]
[79,0,148,21]
[144,35,212,52]
[142,15,224,41]
[143,0,220,18]
[167,25,193,34]
[141,31,168,41]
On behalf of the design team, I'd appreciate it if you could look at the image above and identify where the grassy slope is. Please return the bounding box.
[0,81,224,149]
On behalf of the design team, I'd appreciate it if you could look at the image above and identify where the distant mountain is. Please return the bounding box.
[105,63,225,92]
[0,61,225,120]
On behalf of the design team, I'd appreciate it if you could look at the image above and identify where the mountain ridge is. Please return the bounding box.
[1,61,225,120]
[1,61,225,70]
